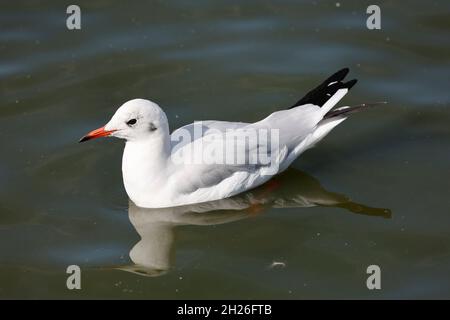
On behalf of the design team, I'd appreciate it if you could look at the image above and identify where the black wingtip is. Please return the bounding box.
[345,79,358,89]
[328,68,350,83]
[289,68,355,109]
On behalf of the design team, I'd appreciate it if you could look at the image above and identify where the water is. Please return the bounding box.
[0,0,449,299]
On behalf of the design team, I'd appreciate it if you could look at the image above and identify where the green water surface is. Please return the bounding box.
[0,1,449,299]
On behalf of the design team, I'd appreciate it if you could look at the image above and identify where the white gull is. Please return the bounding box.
[80,68,377,208]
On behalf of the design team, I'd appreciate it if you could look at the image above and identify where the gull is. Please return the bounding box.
[79,68,380,208]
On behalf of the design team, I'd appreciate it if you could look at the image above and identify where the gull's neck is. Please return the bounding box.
[122,133,171,205]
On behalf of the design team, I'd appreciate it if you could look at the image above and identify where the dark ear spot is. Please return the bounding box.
[149,123,157,131]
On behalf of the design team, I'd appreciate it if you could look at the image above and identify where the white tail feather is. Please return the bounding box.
[320,88,349,115]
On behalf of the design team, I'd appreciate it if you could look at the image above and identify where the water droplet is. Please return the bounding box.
[269,261,286,269]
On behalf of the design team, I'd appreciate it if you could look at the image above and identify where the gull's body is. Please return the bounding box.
[80,68,373,208]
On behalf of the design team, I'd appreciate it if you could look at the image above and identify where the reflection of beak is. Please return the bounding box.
[79,126,115,143]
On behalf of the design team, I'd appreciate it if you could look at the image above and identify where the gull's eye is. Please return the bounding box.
[126,119,137,126]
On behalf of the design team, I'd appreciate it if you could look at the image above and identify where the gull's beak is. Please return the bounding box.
[79,126,116,143]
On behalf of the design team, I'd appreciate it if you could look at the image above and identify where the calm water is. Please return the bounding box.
[0,1,449,299]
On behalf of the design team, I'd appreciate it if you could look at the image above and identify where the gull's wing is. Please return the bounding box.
[167,68,358,204]
[169,125,289,200]
[170,120,248,151]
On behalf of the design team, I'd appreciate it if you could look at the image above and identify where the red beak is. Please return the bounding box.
[79,126,115,143]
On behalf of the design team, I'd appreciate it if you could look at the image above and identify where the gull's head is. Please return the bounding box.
[79,99,169,143]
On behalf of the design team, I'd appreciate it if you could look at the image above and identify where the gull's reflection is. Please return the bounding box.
[117,169,391,277]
